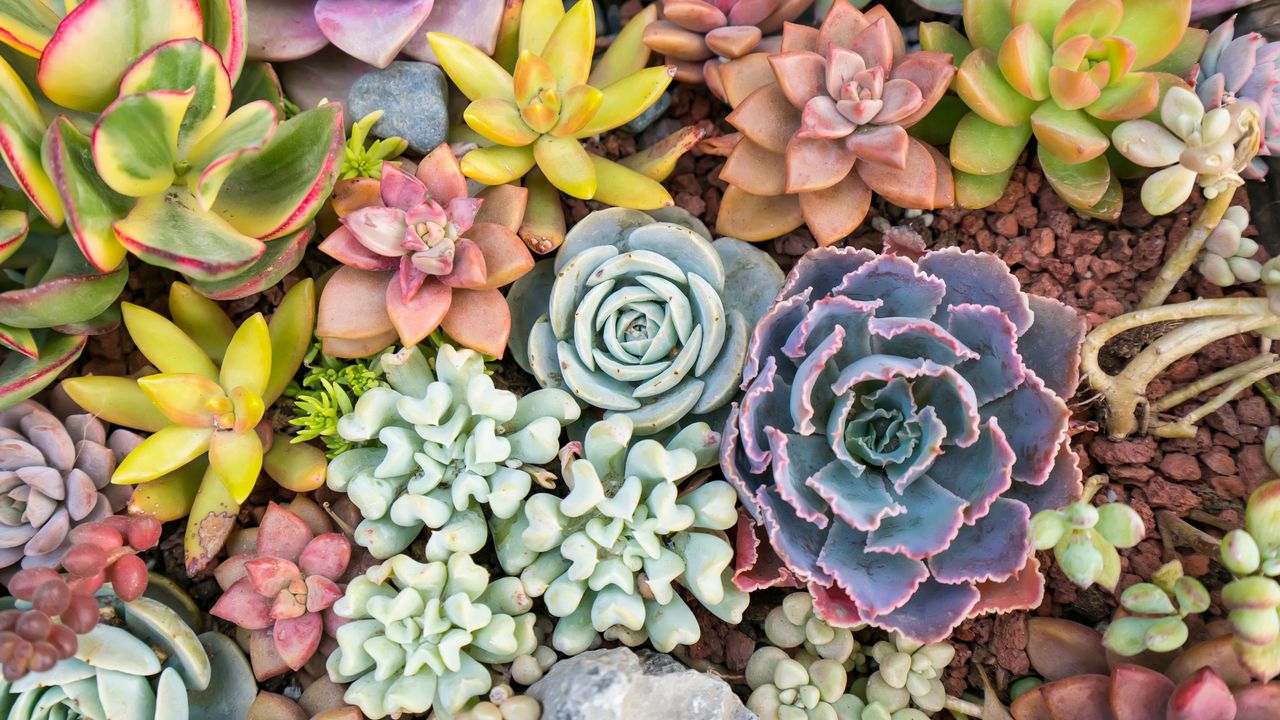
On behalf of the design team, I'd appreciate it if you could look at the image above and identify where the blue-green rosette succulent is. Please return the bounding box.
[329,552,538,719]
[327,343,580,558]
[493,413,748,654]
[506,207,784,435]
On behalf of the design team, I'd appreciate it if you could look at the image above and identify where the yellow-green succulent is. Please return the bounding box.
[427,0,676,209]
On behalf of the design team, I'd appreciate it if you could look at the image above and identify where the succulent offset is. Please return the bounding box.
[494,413,746,654]
[0,400,134,575]
[932,0,1201,217]
[715,0,957,244]
[1112,86,1261,215]
[726,247,1087,643]
[317,147,534,359]
[328,552,538,719]
[1030,495,1144,590]
[60,280,322,574]
[340,111,409,181]
[327,344,579,559]
[1104,560,1209,656]
[507,206,783,435]
[745,646,866,720]
[428,0,678,209]
[1199,206,1261,287]
[864,634,955,717]
[1197,16,1280,179]
[1219,480,1280,681]
[765,592,868,671]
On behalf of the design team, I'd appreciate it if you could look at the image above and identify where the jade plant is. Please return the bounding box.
[0,399,135,576]
[0,582,257,719]
[506,206,783,435]
[0,0,343,297]
[1197,16,1279,179]
[59,280,324,574]
[642,0,816,90]
[316,145,534,359]
[493,413,746,655]
[1104,560,1210,656]
[714,0,957,244]
[328,552,538,719]
[1030,478,1145,591]
[288,345,387,458]
[1199,206,1261,287]
[1218,480,1280,681]
[326,343,579,559]
[928,0,1202,217]
[428,0,677,209]
[726,247,1087,643]
[1112,86,1261,215]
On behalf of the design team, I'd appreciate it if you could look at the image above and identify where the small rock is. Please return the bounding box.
[1141,478,1199,513]
[1236,396,1273,427]
[623,91,672,134]
[1158,453,1202,482]
[527,647,753,720]
[1089,437,1158,465]
[348,61,449,154]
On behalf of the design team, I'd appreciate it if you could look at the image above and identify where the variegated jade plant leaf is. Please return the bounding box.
[59,280,323,575]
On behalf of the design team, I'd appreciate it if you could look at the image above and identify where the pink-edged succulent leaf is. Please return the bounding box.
[42,116,132,272]
[118,39,234,156]
[200,0,248,84]
[113,189,265,280]
[244,555,303,597]
[0,51,63,226]
[91,88,194,198]
[298,532,351,580]
[186,222,313,300]
[416,143,469,202]
[0,0,60,56]
[257,501,314,563]
[0,244,127,329]
[342,205,409,256]
[0,332,85,410]
[273,611,323,671]
[210,576,275,630]
[314,0,434,68]
[438,237,488,289]
[318,225,399,270]
[304,574,342,612]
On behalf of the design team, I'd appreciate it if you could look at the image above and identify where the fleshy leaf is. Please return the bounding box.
[114,189,265,280]
[0,49,63,225]
[43,115,132,271]
[0,332,84,411]
[118,38,233,155]
[92,89,194,197]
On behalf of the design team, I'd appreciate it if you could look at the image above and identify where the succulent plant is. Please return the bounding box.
[726,247,1087,643]
[714,0,957,244]
[506,206,784,436]
[428,0,678,209]
[211,502,351,681]
[60,280,322,575]
[930,0,1202,217]
[765,592,868,671]
[1218,480,1280,681]
[327,343,579,559]
[642,0,816,90]
[328,552,538,719]
[1030,488,1145,591]
[1199,206,1261,287]
[1197,16,1279,179]
[0,0,344,296]
[745,646,870,720]
[0,581,257,719]
[0,399,135,575]
[1104,560,1210,656]
[455,682,543,720]
[493,413,745,654]
[317,146,534,359]
[1112,86,1261,215]
[863,634,955,716]
[288,346,387,458]
[340,111,409,181]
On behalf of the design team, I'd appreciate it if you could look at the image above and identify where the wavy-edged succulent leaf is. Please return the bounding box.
[114,189,265,280]
[0,331,83,410]
[0,236,126,327]
[91,88,193,197]
[36,0,204,112]
[209,103,342,240]
[42,115,132,271]
[0,0,60,56]
[0,50,63,225]
[186,222,311,301]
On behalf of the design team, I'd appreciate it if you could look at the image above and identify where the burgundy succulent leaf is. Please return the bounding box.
[210,502,351,680]
[723,247,1085,643]
[1011,664,1270,720]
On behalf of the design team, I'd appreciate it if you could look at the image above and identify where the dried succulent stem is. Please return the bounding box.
[944,695,989,718]
[1082,298,1275,437]
[1153,353,1280,412]
[1151,355,1280,438]
[1157,510,1224,561]
[1137,190,1237,310]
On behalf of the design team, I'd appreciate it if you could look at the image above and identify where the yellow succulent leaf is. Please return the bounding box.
[573,65,675,139]
[121,302,219,380]
[208,428,262,503]
[533,134,596,199]
[92,89,193,198]
[137,373,229,428]
[493,0,524,69]
[264,434,327,492]
[129,460,205,522]
[59,376,171,433]
[219,312,271,398]
[113,425,213,485]
[461,144,538,185]
[263,278,315,406]
[230,387,265,433]
[619,124,708,181]
[427,32,516,103]
[519,0,566,58]
[552,84,604,138]
[184,464,239,575]
[589,155,673,210]
[168,283,235,364]
[519,168,567,254]
[465,98,541,147]
[589,3,657,89]
[513,50,558,109]
[540,0,594,92]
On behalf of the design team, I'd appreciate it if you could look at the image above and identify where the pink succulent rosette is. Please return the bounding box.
[210,502,352,680]
[723,247,1087,643]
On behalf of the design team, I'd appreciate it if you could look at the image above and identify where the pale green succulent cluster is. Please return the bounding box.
[1199,206,1261,288]
[327,344,580,558]
[1218,480,1280,680]
[862,634,955,717]
[765,593,868,672]
[493,413,746,655]
[1031,497,1145,591]
[746,647,868,720]
[1104,560,1209,656]
[329,552,538,720]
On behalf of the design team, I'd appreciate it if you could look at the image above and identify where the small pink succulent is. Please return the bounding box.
[210,503,351,681]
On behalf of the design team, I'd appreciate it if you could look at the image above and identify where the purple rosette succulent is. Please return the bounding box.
[723,247,1087,643]
[1197,16,1280,178]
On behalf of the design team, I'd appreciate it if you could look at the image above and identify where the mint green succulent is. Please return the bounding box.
[326,344,580,558]
[765,593,868,672]
[288,343,387,457]
[1104,560,1209,656]
[328,552,538,719]
[746,647,869,720]
[493,413,746,655]
[863,634,955,717]
[1031,493,1145,591]
[1217,480,1280,681]
[0,583,255,719]
[340,110,409,180]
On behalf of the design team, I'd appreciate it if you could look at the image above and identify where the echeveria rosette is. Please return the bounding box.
[715,1,956,245]
[326,343,580,559]
[328,552,538,720]
[724,247,1087,643]
[935,0,1201,218]
[1197,15,1280,179]
[210,502,351,681]
[317,147,534,359]
[492,413,747,655]
[506,206,784,436]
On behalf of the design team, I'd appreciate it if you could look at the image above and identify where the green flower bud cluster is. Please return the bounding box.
[764,593,868,672]
[288,343,387,457]
[340,110,409,180]
[863,634,955,717]
[1031,490,1145,591]
[1103,560,1209,656]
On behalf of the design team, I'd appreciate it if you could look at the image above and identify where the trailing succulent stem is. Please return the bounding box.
[1138,190,1238,310]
